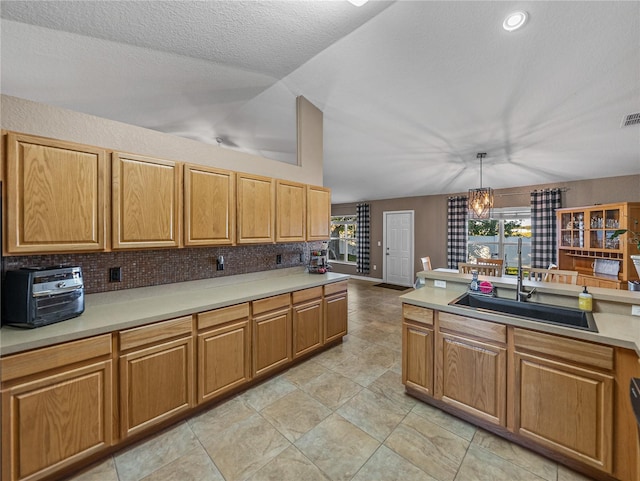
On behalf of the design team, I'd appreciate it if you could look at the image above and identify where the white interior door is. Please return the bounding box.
[383,211,414,286]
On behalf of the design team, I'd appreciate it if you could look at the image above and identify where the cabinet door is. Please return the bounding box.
[514,352,613,472]
[112,152,182,249]
[253,308,292,378]
[293,299,323,358]
[306,185,331,241]
[184,164,235,246]
[198,319,250,403]
[1,361,113,481]
[120,336,194,438]
[402,321,434,396]
[237,173,275,244]
[438,332,507,426]
[324,293,348,343]
[5,132,107,254]
[276,180,306,243]
[577,275,621,289]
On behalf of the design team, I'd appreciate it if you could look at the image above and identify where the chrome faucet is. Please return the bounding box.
[516,237,531,302]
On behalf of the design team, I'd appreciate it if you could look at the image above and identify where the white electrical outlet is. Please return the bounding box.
[434,280,447,288]
[377,241,381,246]
[632,305,640,316]
[373,265,377,270]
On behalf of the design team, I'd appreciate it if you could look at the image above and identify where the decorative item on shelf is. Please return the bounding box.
[609,218,640,278]
[468,152,493,220]
[308,246,332,274]
[593,258,620,276]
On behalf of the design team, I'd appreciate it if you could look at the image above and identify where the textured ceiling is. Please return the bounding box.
[1,0,639,203]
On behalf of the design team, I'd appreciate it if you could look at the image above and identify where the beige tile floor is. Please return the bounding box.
[68,279,596,481]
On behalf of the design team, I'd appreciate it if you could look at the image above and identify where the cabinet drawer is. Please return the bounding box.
[438,312,506,344]
[292,286,322,305]
[198,303,249,330]
[120,316,193,351]
[403,304,433,326]
[252,293,291,316]
[513,328,614,371]
[324,281,348,297]
[1,334,112,382]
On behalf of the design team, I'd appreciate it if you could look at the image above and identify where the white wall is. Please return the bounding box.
[1,95,323,186]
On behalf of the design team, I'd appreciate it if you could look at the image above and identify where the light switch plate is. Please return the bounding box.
[632,305,640,316]
[434,280,447,288]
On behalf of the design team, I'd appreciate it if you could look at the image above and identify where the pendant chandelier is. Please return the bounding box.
[468,152,494,219]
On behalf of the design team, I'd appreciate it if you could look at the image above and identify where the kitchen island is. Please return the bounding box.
[401,270,640,481]
[0,268,349,481]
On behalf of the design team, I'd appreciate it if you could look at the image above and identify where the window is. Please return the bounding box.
[329,215,357,264]
[467,208,531,275]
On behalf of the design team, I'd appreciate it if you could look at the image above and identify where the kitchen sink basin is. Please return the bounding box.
[449,292,598,332]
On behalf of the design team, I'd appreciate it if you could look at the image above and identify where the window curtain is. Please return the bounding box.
[447,196,468,269]
[356,203,370,274]
[530,188,562,268]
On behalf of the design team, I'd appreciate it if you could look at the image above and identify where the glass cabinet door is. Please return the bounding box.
[560,211,585,248]
[589,209,604,249]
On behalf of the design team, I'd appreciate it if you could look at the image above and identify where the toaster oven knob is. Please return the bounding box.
[57,281,66,288]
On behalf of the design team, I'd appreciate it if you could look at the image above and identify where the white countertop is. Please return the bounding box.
[0,268,349,356]
[403,271,640,355]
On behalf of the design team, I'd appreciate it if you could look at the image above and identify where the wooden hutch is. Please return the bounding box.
[556,202,640,289]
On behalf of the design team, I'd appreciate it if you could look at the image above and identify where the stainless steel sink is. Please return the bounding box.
[449,292,598,332]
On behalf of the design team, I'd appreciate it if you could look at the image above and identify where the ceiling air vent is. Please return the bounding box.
[621,112,640,127]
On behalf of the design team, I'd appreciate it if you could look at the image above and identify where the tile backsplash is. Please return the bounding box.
[3,242,322,294]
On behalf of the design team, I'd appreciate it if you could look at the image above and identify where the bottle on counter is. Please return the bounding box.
[578,286,593,312]
[470,270,479,291]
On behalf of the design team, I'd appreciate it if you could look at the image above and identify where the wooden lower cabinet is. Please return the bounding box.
[577,274,622,289]
[402,306,623,479]
[437,312,507,426]
[402,304,434,396]
[292,287,323,358]
[324,281,348,343]
[119,316,194,438]
[1,335,113,481]
[252,294,292,377]
[513,329,614,473]
[402,320,434,396]
[197,304,251,403]
[0,282,349,481]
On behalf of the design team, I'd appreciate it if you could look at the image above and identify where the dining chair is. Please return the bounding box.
[458,262,502,277]
[476,258,504,275]
[525,267,578,284]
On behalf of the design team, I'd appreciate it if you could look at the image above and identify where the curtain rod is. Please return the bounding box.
[498,187,569,197]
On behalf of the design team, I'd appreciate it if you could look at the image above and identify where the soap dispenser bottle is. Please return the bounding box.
[470,270,479,291]
[578,286,593,311]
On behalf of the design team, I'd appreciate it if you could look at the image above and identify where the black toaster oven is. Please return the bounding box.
[2,266,85,328]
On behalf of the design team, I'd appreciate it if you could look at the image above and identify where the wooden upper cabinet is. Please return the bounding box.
[112,152,182,249]
[5,133,107,254]
[184,164,235,246]
[276,180,306,243]
[237,173,275,244]
[307,185,331,241]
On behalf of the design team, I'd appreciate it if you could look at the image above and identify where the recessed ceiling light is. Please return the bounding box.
[503,11,528,32]
[347,0,369,6]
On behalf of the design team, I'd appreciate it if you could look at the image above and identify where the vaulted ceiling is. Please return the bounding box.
[2,1,639,203]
